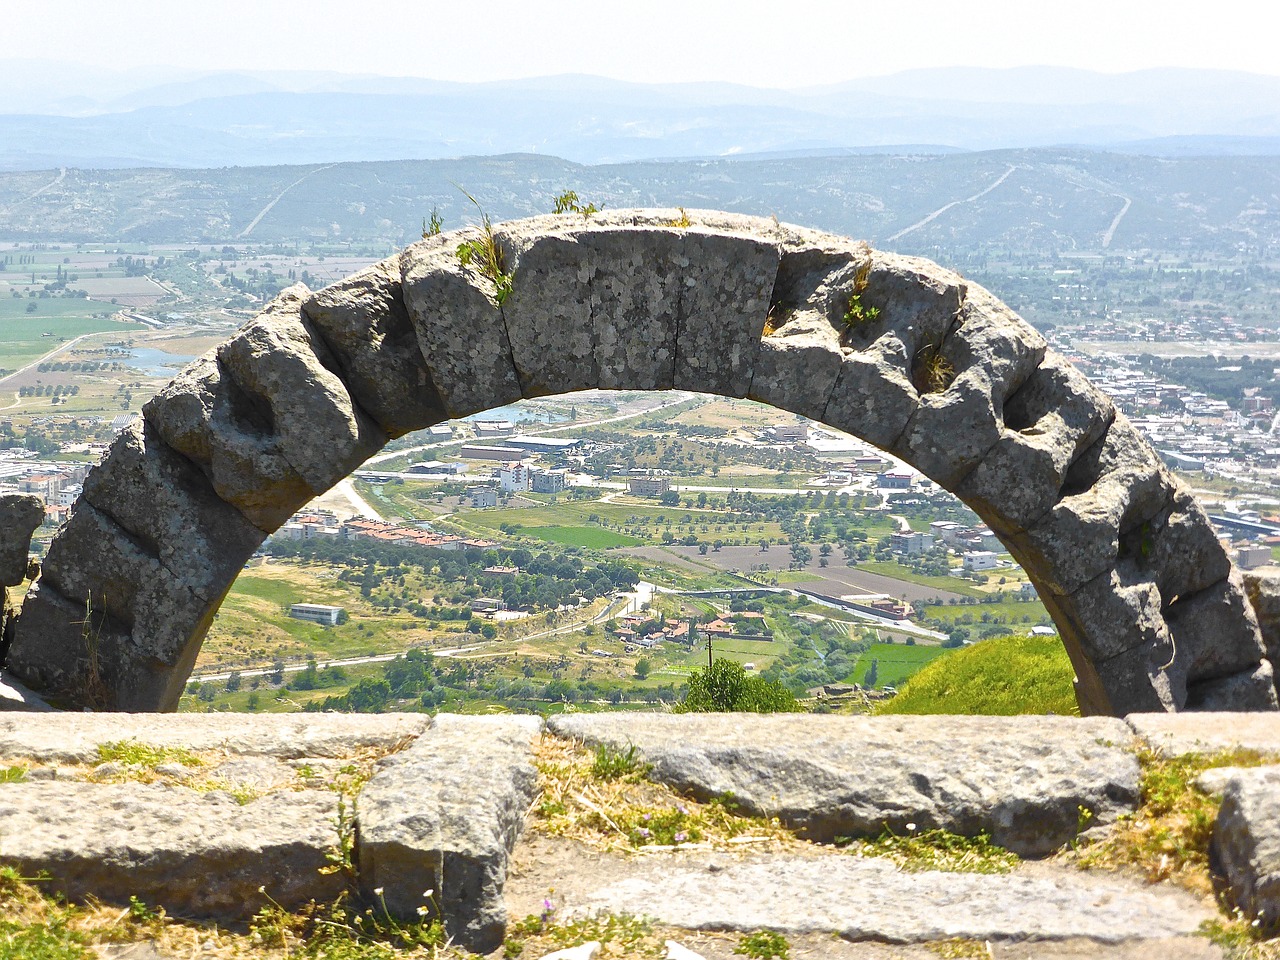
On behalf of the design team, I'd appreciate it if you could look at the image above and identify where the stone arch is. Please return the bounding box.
[6,210,1276,715]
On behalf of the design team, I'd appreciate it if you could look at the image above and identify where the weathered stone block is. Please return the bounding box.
[547,713,1138,856]
[216,284,387,495]
[78,419,265,602]
[0,782,343,918]
[401,236,522,417]
[1009,416,1176,596]
[892,375,1006,488]
[672,231,779,397]
[0,493,42,587]
[749,315,844,422]
[820,340,920,449]
[1211,767,1280,931]
[0,712,430,764]
[142,351,313,530]
[302,255,448,437]
[1187,661,1279,712]
[1126,712,1280,756]
[1165,572,1272,687]
[960,353,1114,534]
[498,228,599,396]
[1244,568,1280,667]
[1057,566,1174,663]
[357,714,541,953]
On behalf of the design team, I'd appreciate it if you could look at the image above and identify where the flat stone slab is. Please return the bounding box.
[0,712,429,763]
[1125,713,1280,757]
[544,852,1213,943]
[547,713,1138,856]
[0,781,343,917]
[1211,766,1280,929]
[358,714,542,953]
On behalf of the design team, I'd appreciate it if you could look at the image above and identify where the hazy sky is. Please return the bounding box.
[10,0,1280,87]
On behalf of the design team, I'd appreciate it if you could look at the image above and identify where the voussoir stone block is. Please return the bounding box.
[143,351,313,531]
[356,714,541,953]
[216,284,387,496]
[401,235,521,417]
[820,339,921,449]
[959,350,1115,534]
[77,419,266,601]
[750,315,845,422]
[1244,568,1280,671]
[302,255,448,438]
[0,782,343,918]
[1165,571,1274,697]
[0,493,42,586]
[547,713,1138,856]
[672,230,779,397]
[1009,416,1177,597]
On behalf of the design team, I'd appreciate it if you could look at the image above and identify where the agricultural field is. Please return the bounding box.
[850,642,951,689]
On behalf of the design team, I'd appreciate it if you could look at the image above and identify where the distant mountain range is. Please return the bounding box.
[1,63,1278,170]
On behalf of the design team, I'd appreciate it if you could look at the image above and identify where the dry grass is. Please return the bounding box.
[531,735,798,853]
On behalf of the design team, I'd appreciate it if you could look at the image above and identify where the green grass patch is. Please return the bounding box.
[96,740,203,768]
[849,643,949,688]
[843,825,1020,874]
[526,526,642,548]
[874,633,1078,716]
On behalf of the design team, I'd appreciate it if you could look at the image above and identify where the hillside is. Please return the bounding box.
[1,149,1278,258]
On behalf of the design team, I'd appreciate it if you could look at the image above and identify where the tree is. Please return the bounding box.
[634,657,652,680]
[676,658,798,714]
[864,659,879,688]
[225,671,242,693]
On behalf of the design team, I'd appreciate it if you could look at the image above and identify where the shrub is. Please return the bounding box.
[676,658,799,714]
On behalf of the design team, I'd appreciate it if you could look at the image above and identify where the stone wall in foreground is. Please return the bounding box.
[1,210,1274,715]
[0,711,1277,952]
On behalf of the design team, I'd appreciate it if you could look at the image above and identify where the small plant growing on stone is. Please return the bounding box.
[421,207,443,238]
[842,259,879,336]
[75,594,110,711]
[590,742,649,781]
[0,765,27,784]
[552,190,602,217]
[914,338,956,394]
[670,207,693,228]
[454,188,514,305]
[126,895,161,926]
[735,929,791,959]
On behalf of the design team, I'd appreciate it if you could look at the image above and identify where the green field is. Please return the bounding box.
[857,560,986,598]
[917,598,1050,625]
[526,525,643,548]
[0,297,144,369]
[849,642,950,688]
